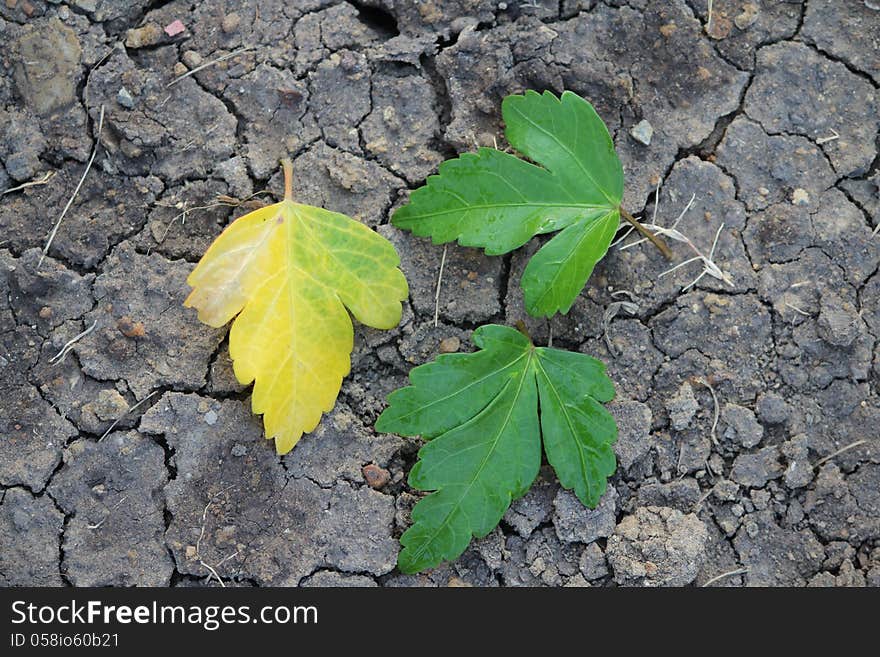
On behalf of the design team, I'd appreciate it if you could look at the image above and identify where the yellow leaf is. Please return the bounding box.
[184,160,408,454]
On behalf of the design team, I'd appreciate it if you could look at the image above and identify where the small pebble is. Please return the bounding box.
[439,336,461,353]
[734,3,760,30]
[362,464,391,489]
[182,50,203,68]
[204,410,218,425]
[630,119,654,146]
[125,23,163,49]
[791,188,810,206]
[222,12,241,33]
[231,444,247,457]
[116,86,135,109]
[164,19,186,37]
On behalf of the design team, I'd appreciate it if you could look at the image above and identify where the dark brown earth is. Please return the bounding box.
[1,0,879,587]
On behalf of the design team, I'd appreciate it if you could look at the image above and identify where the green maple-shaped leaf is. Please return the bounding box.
[375,324,617,574]
[392,90,623,318]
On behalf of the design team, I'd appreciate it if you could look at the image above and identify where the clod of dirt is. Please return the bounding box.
[12,17,82,115]
[666,381,698,431]
[579,543,608,581]
[734,510,825,586]
[504,470,557,538]
[552,486,618,545]
[720,403,763,449]
[0,487,64,586]
[611,400,653,471]
[730,446,783,488]
[606,506,709,586]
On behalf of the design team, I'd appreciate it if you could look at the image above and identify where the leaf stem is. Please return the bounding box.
[281,158,294,202]
[514,320,533,344]
[619,207,673,260]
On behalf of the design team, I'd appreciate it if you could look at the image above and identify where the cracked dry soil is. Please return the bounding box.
[1,0,878,588]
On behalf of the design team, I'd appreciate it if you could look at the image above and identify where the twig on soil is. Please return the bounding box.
[702,568,748,587]
[813,440,867,469]
[785,302,811,317]
[87,496,128,530]
[693,376,720,446]
[152,191,275,247]
[692,487,713,512]
[433,244,448,328]
[1,171,56,197]
[39,105,105,269]
[98,389,160,441]
[49,320,98,364]
[195,489,238,587]
[816,128,840,145]
[167,46,256,87]
[706,0,714,35]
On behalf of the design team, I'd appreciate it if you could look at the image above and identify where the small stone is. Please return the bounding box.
[164,19,186,37]
[630,119,654,146]
[125,23,163,49]
[659,23,677,37]
[185,545,197,559]
[221,13,241,34]
[91,389,129,421]
[579,543,608,580]
[734,3,760,30]
[438,336,461,353]
[706,15,732,40]
[38,306,52,319]
[791,188,810,206]
[116,87,135,109]
[182,50,203,68]
[231,444,247,457]
[362,464,391,489]
[116,315,146,338]
[204,410,218,426]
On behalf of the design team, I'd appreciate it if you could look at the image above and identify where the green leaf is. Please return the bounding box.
[375,324,617,574]
[392,90,623,317]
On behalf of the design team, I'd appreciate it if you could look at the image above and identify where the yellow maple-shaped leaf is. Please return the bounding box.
[184,160,408,454]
